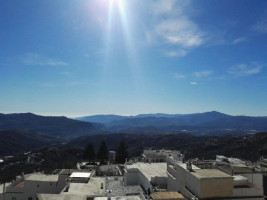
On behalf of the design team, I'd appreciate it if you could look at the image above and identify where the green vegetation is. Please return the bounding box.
[0,130,60,156]
[71,132,267,162]
[115,140,128,163]
[97,140,108,164]
[83,143,96,161]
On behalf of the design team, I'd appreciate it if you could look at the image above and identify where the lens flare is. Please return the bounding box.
[103,0,144,98]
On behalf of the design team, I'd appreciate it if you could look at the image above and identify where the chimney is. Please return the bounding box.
[186,161,193,172]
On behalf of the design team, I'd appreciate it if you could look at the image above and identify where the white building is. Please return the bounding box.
[124,162,167,192]
[142,149,183,164]
[3,173,67,200]
[2,170,97,200]
[216,155,247,165]
[167,160,265,200]
[38,176,144,200]
[260,158,267,172]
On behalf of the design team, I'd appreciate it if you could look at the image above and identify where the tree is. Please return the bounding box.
[115,140,128,164]
[83,143,95,161]
[97,140,108,164]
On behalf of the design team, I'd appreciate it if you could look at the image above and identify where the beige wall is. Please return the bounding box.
[200,178,233,198]
[167,163,234,199]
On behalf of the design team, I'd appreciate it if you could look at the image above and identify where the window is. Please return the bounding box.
[28,197,33,200]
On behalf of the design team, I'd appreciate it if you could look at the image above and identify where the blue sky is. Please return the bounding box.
[0,0,267,117]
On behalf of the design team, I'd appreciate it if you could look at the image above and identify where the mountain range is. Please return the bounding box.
[0,113,105,139]
[1,111,267,139]
[77,111,267,134]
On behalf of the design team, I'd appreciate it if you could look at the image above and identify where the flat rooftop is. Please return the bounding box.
[59,169,92,175]
[177,163,200,170]
[106,177,142,197]
[99,165,119,172]
[38,194,87,200]
[94,197,108,200]
[70,172,91,178]
[126,162,167,180]
[61,177,106,196]
[25,174,58,182]
[192,169,232,179]
[217,165,254,175]
[151,192,186,200]
[111,196,141,200]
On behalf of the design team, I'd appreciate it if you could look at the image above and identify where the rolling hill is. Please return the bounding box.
[77,111,267,134]
[69,132,267,162]
[0,113,105,139]
[0,130,60,156]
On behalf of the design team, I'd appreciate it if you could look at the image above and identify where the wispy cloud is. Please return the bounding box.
[21,53,68,66]
[155,18,204,48]
[84,50,104,58]
[166,50,187,57]
[228,63,262,76]
[208,33,247,46]
[232,37,247,45]
[174,73,186,80]
[147,0,205,57]
[252,19,267,33]
[194,70,213,78]
[151,0,178,15]
[190,81,198,85]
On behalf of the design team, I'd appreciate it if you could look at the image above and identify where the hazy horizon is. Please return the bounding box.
[1,110,267,118]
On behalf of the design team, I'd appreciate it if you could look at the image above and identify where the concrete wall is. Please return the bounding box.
[167,172,178,191]
[200,178,233,199]
[124,169,139,186]
[124,169,151,191]
[5,181,59,200]
[241,173,263,187]
[170,163,201,195]
[231,173,264,198]
[167,163,234,199]
[4,192,24,200]
[167,164,184,192]
[263,174,267,198]
[24,180,60,199]
[167,164,200,195]
[151,177,167,189]
[233,187,263,198]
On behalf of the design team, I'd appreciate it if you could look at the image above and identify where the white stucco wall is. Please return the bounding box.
[4,174,68,200]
